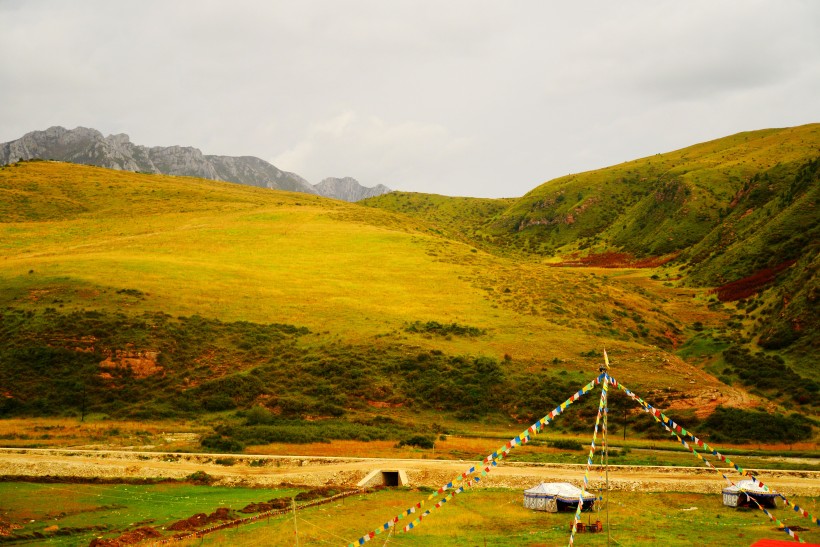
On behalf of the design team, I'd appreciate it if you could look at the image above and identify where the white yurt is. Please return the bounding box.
[523,482,596,513]
[722,479,778,508]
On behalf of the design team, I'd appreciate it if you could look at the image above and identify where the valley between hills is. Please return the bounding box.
[0,124,817,544]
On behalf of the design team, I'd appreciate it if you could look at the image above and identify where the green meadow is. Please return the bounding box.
[0,481,302,545]
[240,488,820,546]
[1,483,817,546]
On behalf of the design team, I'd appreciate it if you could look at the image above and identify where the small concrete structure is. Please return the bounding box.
[357,469,408,488]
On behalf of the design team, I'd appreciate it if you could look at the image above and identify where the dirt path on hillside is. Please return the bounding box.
[1,448,818,496]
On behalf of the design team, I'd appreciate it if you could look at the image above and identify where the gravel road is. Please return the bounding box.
[1,448,818,496]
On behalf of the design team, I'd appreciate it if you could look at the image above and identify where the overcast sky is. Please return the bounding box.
[1,1,818,197]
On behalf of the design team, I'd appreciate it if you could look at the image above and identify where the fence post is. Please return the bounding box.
[293,497,299,547]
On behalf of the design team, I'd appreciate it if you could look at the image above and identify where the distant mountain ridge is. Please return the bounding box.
[0,126,390,202]
[314,177,391,202]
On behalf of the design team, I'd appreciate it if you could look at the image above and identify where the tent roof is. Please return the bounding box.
[722,479,777,496]
[524,482,595,500]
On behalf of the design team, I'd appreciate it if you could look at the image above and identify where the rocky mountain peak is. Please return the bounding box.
[105,133,131,146]
[314,176,391,202]
[0,126,390,200]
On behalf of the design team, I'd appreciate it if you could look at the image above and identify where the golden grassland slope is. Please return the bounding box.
[359,191,517,252]
[361,126,820,406]
[0,161,746,404]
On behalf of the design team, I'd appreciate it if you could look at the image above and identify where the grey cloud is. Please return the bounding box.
[1,0,818,198]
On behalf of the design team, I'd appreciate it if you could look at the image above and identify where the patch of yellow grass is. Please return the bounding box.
[0,417,208,449]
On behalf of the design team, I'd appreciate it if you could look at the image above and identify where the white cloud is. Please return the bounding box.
[274,110,474,192]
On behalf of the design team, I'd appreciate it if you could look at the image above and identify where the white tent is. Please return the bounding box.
[722,479,779,508]
[523,482,596,513]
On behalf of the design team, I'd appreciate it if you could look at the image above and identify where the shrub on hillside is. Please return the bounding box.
[244,405,275,425]
[405,321,486,337]
[398,354,503,416]
[549,439,583,451]
[722,347,818,406]
[757,324,801,350]
[211,419,399,447]
[397,435,435,449]
[200,435,244,453]
[702,406,813,444]
[194,374,265,408]
[0,308,311,419]
[200,394,237,411]
[0,345,102,417]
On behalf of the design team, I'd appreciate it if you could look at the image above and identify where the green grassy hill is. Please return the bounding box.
[365,125,819,383]
[359,192,516,253]
[0,150,815,450]
[490,124,819,254]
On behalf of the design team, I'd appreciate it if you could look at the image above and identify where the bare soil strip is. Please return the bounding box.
[1,448,818,496]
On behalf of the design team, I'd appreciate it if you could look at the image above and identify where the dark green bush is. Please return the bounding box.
[701,406,813,443]
[186,471,215,484]
[397,435,435,449]
[405,321,485,337]
[213,419,399,446]
[200,435,244,453]
[758,325,801,350]
[245,405,275,425]
[550,439,583,450]
[398,354,503,415]
[200,395,237,411]
[195,374,264,407]
[723,347,818,406]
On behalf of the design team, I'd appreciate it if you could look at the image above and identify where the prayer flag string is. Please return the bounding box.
[350,371,812,547]
[677,421,820,528]
[347,373,605,545]
[569,375,608,546]
[609,375,806,544]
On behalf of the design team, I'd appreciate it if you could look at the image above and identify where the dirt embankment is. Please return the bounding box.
[0,448,818,496]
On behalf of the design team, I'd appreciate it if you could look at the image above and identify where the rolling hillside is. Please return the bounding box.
[0,162,742,426]
[358,192,517,252]
[491,124,819,254]
[365,125,819,378]
[0,139,815,449]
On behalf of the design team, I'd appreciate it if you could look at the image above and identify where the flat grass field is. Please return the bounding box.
[1,483,817,546]
[211,488,820,547]
[0,482,300,545]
